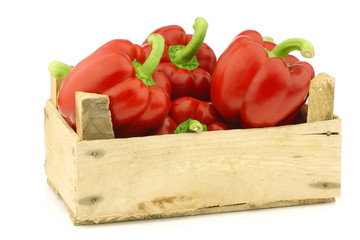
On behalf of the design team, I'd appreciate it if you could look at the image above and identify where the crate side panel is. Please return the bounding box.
[75,119,341,223]
[73,198,335,225]
[44,100,79,215]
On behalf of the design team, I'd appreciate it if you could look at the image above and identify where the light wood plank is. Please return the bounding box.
[307,73,335,122]
[50,75,64,107]
[74,119,341,223]
[72,198,335,225]
[75,92,114,141]
[44,100,80,216]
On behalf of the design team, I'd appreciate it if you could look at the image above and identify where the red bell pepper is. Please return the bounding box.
[211,30,315,128]
[263,35,314,126]
[50,34,171,138]
[142,17,216,101]
[150,96,229,135]
[75,37,171,96]
[78,39,146,65]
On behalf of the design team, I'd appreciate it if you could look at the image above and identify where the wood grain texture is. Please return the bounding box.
[50,75,64,107]
[73,119,341,224]
[307,73,335,122]
[75,91,114,140]
[71,198,335,225]
[44,100,79,215]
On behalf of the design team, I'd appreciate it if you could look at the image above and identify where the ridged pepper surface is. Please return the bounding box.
[142,17,216,101]
[211,30,315,128]
[150,96,229,135]
[51,34,171,138]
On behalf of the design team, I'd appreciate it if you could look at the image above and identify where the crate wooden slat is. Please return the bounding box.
[44,73,341,225]
[307,73,335,123]
[75,91,115,140]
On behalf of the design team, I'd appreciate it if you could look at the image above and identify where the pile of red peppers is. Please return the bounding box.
[49,17,315,138]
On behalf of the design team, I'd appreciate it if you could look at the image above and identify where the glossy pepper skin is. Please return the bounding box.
[263,36,314,126]
[150,96,229,135]
[211,30,315,128]
[142,17,216,101]
[55,34,171,138]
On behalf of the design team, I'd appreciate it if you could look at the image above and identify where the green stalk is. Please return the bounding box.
[267,38,315,60]
[168,17,208,70]
[48,61,72,78]
[173,118,207,134]
[133,33,165,86]
[263,36,274,42]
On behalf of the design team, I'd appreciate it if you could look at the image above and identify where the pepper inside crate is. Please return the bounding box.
[45,71,340,225]
[45,17,340,224]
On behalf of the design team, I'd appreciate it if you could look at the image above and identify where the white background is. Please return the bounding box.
[1,0,359,239]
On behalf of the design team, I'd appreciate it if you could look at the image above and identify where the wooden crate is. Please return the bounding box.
[44,73,341,225]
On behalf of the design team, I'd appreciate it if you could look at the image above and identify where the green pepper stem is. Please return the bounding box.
[173,118,207,134]
[168,17,208,70]
[267,38,315,59]
[134,33,165,86]
[263,36,274,42]
[48,61,72,78]
[177,17,208,63]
